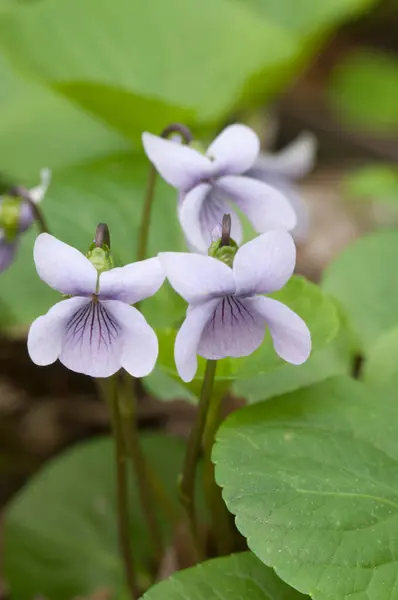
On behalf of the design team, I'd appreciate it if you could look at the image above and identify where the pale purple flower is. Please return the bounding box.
[246,132,317,242]
[28,234,165,378]
[0,169,51,273]
[142,124,297,253]
[159,230,311,382]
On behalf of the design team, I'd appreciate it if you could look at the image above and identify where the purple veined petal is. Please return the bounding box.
[217,175,297,233]
[28,297,88,366]
[99,257,165,304]
[197,295,265,360]
[249,296,311,364]
[142,132,212,192]
[179,183,243,253]
[34,233,97,296]
[59,298,124,377]
[103,300,158,377]
[29,168,52,204]
[250,132,317,180]
[233,230,296,296]
[206,124,260,175]
[175,299,219,382]
[0,238,18,273]
[159,252,235,304]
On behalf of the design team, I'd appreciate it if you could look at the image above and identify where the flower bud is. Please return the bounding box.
[0,196,21,242]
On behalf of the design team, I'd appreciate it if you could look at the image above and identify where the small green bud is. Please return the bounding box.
[208,237,238,268]
[86,243,114,275]
[0,196,22,242]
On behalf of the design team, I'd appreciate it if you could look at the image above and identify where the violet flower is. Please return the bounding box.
[0,169,51,273]
[246,132,317,242]
[28,233,165,378]
[159,230,311,382]
[142,124,297,253]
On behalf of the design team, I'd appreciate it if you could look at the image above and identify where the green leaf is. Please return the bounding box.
[0,50,129,180]
[322,229,398,353]
[343,164,398,203]
[4,434,185,600]
[0,152,186,330]
[142,552,306,600]
[214,376,398,600]
[327,50,398,132]
[362,325,398,390]
[230,0,378,36]
[0,0,299,127]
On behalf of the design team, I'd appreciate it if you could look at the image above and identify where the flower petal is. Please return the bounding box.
[249,296,311,364]
[159,252,235,304]
[179,184,242,253]
[99,257,165,304]
[206,124,260,175]
[197,296,265,360]
[34,233,97,295]
[142,132,212,191]
[0,239,18,273]
[29,168,52,204]
[217,175,297,232]
[175,300,219,382]
[103,300,159,377]
[59,299,123,377]
[250,132,317,180]
[28,297,88,366]
[233,230,296,296]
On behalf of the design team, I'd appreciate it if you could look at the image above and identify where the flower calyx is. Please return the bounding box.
[86,223,114,276]
[0,195,22,242]
[208,214,238,268]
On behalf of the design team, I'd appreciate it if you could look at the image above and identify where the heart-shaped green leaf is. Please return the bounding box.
[214,376,398,600]
[142,552,307,600]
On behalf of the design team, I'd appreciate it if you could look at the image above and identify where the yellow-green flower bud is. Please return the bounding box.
[0,196,21,242]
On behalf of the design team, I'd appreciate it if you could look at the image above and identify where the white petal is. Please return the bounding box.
[175,300,219,382]
[142,132,212,191]
[249,296,311,364]
[206,124,260,175]
[103,301,159,377]
[197,296,265,360]
[34,233,97,295]
[28,297,88,366]
[29,168,51,204]
[99,257,165,304]
[233,230,296,296]
[159,252,235,304]
[252,132,317,180]
[217,175,297,232]
[179,184,243,253]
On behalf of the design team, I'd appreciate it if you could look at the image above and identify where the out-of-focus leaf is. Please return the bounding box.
[230,0,378,35]
[343,164,398,203]
[362,326,398,391]
[4,434,186,600]
[0,51,129,180]
[328,50,398,132]
[0,153,186,330]
[0,0,300,128]
[142,552,307,600]
[322,229,398,353]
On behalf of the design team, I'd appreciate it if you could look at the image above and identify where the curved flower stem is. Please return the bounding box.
[106,376,140,600]
[136,123,193,263]
[202,391,235,556]
[9,185,49,234]
[179,359,217,561]
[118,373,163,563]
